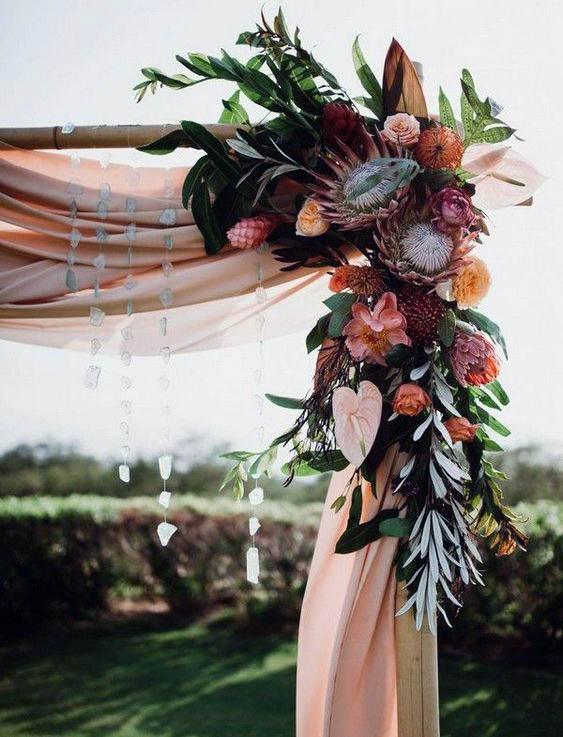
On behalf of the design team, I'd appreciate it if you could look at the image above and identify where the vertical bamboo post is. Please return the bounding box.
[395,587,440,737]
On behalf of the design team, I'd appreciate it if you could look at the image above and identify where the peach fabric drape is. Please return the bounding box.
[0,147,333,354]
[297,447,404,737]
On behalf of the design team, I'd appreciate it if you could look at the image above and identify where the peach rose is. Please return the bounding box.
[452,257,492,309]
[382,113,421,148]
[296,199,330,237]
[444,416,479,442]
[392,383,431,416]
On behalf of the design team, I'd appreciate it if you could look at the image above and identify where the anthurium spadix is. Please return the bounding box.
[332,381,383,468]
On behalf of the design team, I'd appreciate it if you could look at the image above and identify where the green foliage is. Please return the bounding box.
[438,87,457,131]
[459,69,515,147]
[352,37,383,119]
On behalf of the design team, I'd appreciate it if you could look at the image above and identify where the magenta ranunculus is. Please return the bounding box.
[431,187,475,233]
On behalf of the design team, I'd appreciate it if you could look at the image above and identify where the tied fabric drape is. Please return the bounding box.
[0,147,333,354]
[0,143,544,737]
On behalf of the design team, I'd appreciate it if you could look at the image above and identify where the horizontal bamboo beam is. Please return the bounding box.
[0,123,241,150]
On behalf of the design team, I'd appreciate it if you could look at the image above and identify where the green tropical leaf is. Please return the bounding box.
[191,181,225,254]
[487,380,510,406]
[323,292,357,312]
[264,394,305,410]
[218,90,250,125]
[379,516,413,538]
[180,120,240,180]
[438,309,456,347]
[182,155,210,208]
[137,129,192,155]
[306,314,330,353]
[477,126,516,144]
[335,509,399,554]
[439,87,457,131]
[385,343,413,367]
[352,36,383,119]
[347,485,363,528]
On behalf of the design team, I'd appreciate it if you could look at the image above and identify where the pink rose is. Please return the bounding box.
[382,113,421,148]
[431,187,475,232]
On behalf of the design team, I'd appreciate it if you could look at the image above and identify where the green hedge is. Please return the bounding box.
[0,495,560,664]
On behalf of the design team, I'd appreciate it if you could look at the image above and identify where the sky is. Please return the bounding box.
[1,0,562,462]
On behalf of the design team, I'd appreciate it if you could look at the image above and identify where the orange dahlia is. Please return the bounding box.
[329,264,388,298]
[415,125,464,170]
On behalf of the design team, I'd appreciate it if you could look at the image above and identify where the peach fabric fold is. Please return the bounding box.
[0,147,332,353]
[297,446,404,737]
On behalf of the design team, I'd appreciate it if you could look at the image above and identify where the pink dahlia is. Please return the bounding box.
[449,330,500,387]
[227,215,284,250]
[343,292,411,365]
[431,187,475,233]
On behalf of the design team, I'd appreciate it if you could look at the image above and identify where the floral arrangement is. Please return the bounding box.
[138,10,533,630]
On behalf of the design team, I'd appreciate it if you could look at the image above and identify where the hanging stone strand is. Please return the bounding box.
[156,190,177,546]
[246,245,267,584]
[117,194,139,485]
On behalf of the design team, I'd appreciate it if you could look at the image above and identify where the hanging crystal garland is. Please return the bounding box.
[246,245,267,584]
[118,187,138,487]
[156,174,177,547]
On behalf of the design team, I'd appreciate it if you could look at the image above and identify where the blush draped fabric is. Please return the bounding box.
[0,147,333,354]
[297,447,404,737]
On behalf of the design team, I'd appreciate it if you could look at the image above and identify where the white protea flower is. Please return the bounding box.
[399,222,454,276]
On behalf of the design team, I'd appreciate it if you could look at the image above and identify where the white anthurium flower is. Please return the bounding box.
[435,279,454,302]
[332,381,383,468]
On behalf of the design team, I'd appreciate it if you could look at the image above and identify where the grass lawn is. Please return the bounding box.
[1,620,560,737]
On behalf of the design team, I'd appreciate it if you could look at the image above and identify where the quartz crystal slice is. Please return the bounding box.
[119,421,129,440]
[69,200,78,219]
[65,268,78,292]
[121,445,130,459]
[121,400,132,415]
[159,375,170,391]
[158,491,171,509]
[246,546,260,584]
[125,197,137,213]
[121,326,133,341]
[158,454,172,480]
[160,347,171,364]
[127,300,134,317]
[93,253,105,271]
[84,365,101,389]
[162,260,174,277]
[164,235,174,250]
[124,275,137,291]
[248,487,264,506]
[61,122,75,134]
[118,463,130,483]
[70,154,80,169]
[120,375,132,390]
[254,287,267,304]
[66,179,84,196]
[157,521,177,547]
[159,317,168,336]
[159,288,173,308]
[99,182,111,200]
[97,201,108,219]
[89,307,105,327]
[159,208,177,226]
[126,169,141,187]
[249,517,261,536]
[69,229,82,248]
[90,338,101,355]
[125,223,136,242]
[96,226,108,242]
[66,250,75,266]
[120,350,132,367]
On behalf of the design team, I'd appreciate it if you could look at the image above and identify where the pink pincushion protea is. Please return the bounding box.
[343,292,411,365]
[227,214,284,250]
[449,329,500,387]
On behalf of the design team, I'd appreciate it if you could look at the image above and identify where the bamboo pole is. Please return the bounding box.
[395,587,440,737]
[0,123,241,150]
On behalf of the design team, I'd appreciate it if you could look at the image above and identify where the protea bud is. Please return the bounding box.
[321,102,362,146]
[449,329,500,387]
[226,215,284,250]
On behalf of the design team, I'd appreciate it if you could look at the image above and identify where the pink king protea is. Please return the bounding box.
[227,215,284,250]
[449,329,500,387]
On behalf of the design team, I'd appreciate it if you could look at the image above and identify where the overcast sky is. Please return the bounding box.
[1,0,562,461]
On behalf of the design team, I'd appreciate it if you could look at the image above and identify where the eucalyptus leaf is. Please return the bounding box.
[438,309,456,347]
[264,393,305,410]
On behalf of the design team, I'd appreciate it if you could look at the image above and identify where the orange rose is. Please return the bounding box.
[444,416,479,442]
[393,383,431,416]
[296,198,330,237]
[452,257,492,309]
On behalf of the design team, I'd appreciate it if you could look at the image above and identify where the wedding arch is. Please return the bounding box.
[0,12,543,737]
